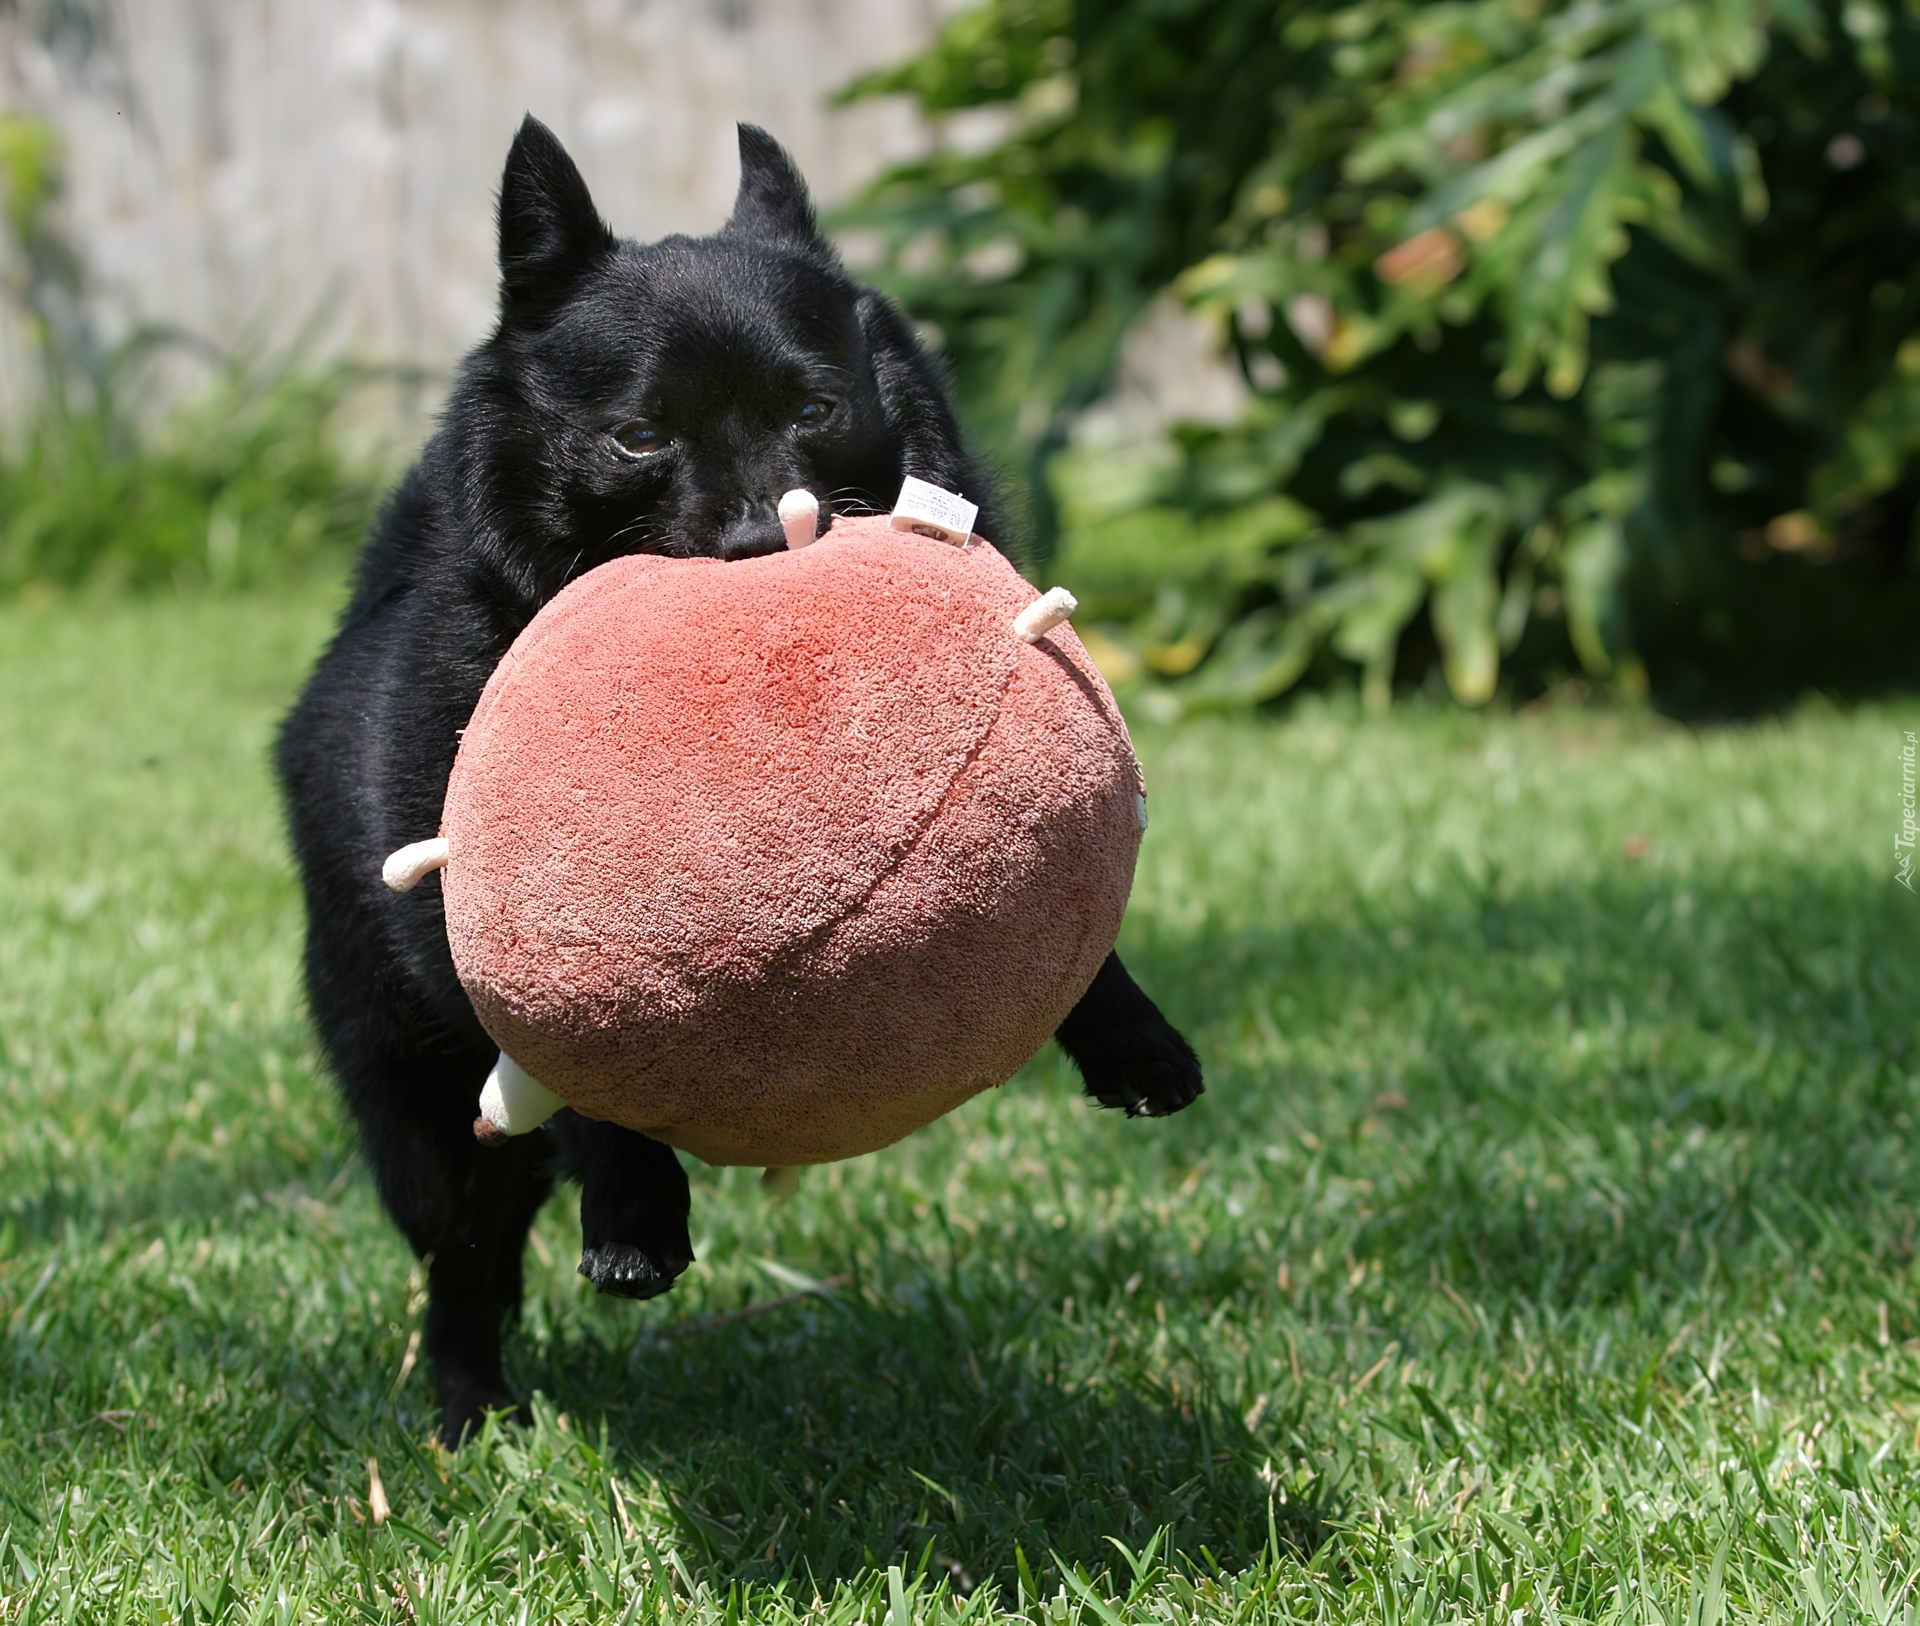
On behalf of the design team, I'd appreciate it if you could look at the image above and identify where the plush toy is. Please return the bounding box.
[383,483,1146,1175]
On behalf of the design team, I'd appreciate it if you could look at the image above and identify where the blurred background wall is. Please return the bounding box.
[0,0,957,435]
[4,0,1911,710]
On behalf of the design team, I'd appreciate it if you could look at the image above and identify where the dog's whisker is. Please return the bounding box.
[822,487,886,520]
[601,517,670,555]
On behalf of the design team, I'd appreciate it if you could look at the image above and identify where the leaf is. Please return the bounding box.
[1326,561,1427,712]
[837,0,1920,711]
[1431,549,1502,704]
[1560,515,1629,677]
[1179,607,1319,708]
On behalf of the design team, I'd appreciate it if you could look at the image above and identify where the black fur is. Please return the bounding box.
[277,117,1202,1446]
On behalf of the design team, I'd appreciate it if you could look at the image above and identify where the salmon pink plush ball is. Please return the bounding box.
[439,516,1144,1169]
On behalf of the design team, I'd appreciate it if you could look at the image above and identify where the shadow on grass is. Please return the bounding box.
[1125,853,1920,1314]
[17,852,1913,1588]
[517,1271,1309,1590]
[482,858,1920,1587]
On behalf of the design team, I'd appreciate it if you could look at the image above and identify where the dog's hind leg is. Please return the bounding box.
[549,1115,693,1301]
[346,1048,556,1446]
[1054,951,1204,1119]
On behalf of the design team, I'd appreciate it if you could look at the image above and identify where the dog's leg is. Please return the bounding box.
[1054,951,1204,1118]
[549,1114,693,1301]
[426,1134,553,1446]
[349,1057,555,1446]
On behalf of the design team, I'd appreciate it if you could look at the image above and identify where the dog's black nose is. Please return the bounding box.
[715,510,789,561]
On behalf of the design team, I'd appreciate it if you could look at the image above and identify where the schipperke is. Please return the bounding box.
[277,116,1202,1446]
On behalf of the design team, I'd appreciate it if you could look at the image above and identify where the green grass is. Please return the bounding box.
[1,581,1916,1623]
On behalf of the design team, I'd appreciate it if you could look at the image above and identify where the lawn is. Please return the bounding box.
[1,581,1915,1623]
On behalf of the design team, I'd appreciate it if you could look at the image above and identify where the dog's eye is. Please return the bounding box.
[609,419,667,458]
[795,396,836,427]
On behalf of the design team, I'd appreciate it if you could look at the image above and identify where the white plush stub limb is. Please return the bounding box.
[1013,587,1078,643]
[779,487,820,550]
[889,476,978,547]
[382,837,450,892]
[476,1051,564,1140]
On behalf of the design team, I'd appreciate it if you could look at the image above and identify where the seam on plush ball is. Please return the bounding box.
[439,520,1135,1165]
[469,664,1021,1123]
[639,636,1140,1166]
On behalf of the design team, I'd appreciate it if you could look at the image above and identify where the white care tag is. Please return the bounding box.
[889,477,979,546]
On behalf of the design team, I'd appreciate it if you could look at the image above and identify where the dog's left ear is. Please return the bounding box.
[723,125,822,249]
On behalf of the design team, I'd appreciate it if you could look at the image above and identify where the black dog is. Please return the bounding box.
[277,117,1202,1446]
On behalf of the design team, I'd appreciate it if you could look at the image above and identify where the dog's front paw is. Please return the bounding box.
[1078,1018,1204,1119]
[579,1241,689,1301]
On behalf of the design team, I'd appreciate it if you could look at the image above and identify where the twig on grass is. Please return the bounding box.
[367,1457,390,1525]
[629,1273,852,1361]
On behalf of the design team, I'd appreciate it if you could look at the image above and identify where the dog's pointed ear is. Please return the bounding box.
[723,125,821,248]
[497,115,615,318]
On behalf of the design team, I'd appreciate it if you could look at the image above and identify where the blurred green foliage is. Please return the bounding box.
[0,113,57,243]
[0,114,380,597]
[842,0,1920,710]
[0,360,384,596]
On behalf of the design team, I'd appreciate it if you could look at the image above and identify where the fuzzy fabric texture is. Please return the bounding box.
[440,516,1144,1168]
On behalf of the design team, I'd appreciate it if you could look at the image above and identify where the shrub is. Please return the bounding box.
[841,0,1920,710]
[0,113,382,597]
[0,360,384,595]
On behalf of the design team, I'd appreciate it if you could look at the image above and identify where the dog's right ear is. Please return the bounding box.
[497,115,615,320]
[723,125,822,250]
